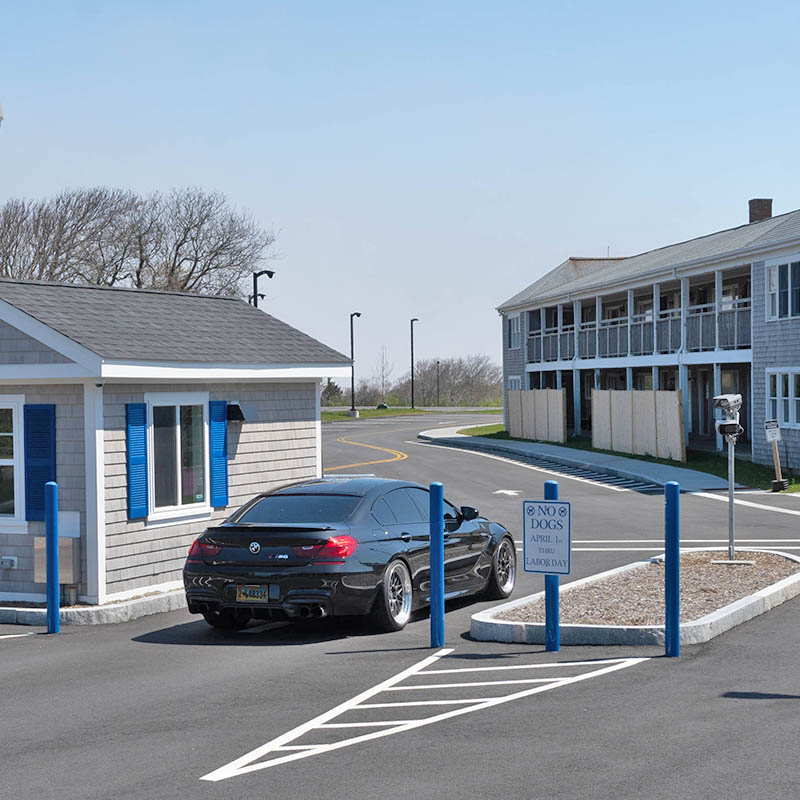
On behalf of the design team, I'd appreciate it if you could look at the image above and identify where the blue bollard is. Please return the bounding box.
[45,481,60,634]
[665,481,680,658]
[429,482,445,648]
[544,480,559,652]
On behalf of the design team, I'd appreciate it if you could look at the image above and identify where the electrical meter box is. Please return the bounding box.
[33,536,80,585]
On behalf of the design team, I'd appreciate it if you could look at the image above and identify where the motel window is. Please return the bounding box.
[508,376,522,391]
[767,371,800,428]
[508,315,521,349]
[766,260,800,320]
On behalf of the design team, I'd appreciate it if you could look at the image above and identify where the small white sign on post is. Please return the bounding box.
[522,500,571,575]
[765,419,782,443]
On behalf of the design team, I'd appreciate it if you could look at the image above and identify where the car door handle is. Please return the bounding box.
[400,532,411,542]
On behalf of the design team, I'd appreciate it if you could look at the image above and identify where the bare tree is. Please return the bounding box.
[0,186,276,296]
[372,345,394,403]
[394,355,501,407]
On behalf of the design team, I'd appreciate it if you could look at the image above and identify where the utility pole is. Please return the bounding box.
[436,360,440,407]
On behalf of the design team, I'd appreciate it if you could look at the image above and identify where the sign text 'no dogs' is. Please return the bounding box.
[522,499,571,575]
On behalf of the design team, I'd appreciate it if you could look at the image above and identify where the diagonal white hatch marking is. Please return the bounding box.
[201,650,649,782]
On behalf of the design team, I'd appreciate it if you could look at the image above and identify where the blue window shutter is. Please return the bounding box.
[126,403,148,519]
[24,404,56,521]
[209,401,229,508]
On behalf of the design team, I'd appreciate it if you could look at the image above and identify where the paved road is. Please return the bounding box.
[4,414,800,799]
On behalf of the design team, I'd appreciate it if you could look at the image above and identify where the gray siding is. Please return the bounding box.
[103,381,318,597]
[0,384,86,597]
[751,260,800,468]
[0,320,73,364]
[501,312,525,429]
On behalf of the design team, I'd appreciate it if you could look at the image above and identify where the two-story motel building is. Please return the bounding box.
[498,199,800,468]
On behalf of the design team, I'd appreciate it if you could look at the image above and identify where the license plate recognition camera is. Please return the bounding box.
[713,393,743,437]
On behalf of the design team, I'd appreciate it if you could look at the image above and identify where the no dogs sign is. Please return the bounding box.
[522,500,572,575]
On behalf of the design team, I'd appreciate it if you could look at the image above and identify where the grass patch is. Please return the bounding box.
[321,407,501,423]
[321,408,433,423]
[456,424,800,491]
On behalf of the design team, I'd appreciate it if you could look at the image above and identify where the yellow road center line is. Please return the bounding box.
[325,436,409,471]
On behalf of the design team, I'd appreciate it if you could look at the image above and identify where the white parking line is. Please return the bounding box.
[0,632,37,640]
[201,651,648,781]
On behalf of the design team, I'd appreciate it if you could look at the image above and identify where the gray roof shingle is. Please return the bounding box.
[0,280,349,365]
[498,208,800,311]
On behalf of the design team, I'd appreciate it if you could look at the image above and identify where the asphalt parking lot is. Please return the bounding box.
[4,413,800,800]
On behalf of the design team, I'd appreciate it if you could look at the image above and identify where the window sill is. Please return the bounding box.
[145,507,213,529]
[0,520,29,535]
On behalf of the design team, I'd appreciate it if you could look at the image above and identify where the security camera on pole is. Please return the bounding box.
[712,393,750,564]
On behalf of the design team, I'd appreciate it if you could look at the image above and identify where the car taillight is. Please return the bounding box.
[291,535,358,563]
[186,540,222,563]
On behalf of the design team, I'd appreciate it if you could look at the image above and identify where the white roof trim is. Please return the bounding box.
[0,298,102,371]
[99,361,352,380]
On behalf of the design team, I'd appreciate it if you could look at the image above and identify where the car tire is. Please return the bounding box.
[372,560,413,632]
[484,536,516,599]
[201,609,251,630]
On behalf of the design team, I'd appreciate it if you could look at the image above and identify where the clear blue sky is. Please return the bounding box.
[2,1,799,382]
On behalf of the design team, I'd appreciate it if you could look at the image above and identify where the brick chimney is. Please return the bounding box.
[749,198,772,223]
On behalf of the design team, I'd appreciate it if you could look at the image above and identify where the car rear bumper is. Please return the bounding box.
[183,563,378,618]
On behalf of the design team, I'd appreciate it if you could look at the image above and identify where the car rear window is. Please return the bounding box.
[235,494,362,524]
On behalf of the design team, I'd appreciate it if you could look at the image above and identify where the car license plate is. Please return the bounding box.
[236,585,269,603]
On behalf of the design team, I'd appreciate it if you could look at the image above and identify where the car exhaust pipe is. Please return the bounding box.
[311,605,327,619]
[298,605,311,618]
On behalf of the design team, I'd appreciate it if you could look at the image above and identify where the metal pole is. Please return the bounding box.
[436,360,440,407]
[252,272,259,308]
[544,479,559,652]
[664,480,680,657]
[45,481,60,634]
[410,318,418,409]
[349,312,360,413]
[350,315,355,412]
[429,482,445,648]
[728,436,735,560]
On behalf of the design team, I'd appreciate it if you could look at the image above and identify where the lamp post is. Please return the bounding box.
[436,360,440,407]
[410,318,419,409]
[350,312,361,415]
[251,269,275,308]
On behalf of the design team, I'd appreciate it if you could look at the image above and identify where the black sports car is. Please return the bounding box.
[183,477,516,631]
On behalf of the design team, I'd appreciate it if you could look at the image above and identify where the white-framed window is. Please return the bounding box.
[508,314,521,349]
[766,259,800,320]
[507,376,522,391]
[145,392,210,521]
[0,395,26,533]
[766,370,800,428]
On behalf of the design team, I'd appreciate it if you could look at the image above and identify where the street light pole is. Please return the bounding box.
[436,360,440,407]
[251,269,275,308]
[350,312,361,414]
[410,318,419,409]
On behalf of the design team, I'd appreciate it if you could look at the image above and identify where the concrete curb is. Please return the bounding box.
[417,428,737,491]
[0,589,187,626]
[470,548,800,646]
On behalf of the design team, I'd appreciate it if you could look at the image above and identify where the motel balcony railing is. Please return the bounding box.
[656,309,682,354]
[629,314,654,356]
[597,318,628,358]
[718,300,751,349]
[524,299,751,364]
[578,322,596,358]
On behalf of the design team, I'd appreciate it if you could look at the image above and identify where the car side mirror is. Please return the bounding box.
[460,506,479,521]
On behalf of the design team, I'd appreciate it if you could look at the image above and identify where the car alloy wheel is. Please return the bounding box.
[485,537,516,599]
[373,559,413,631]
